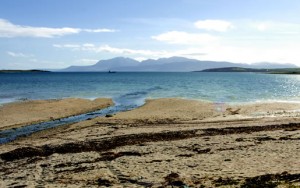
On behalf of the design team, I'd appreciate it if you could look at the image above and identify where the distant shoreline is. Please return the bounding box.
[198,67,300,74]
[0,70,50,73]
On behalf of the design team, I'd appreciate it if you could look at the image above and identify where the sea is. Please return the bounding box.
[1,72,300,105]
[1,72,300,143]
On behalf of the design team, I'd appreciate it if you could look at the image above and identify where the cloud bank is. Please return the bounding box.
[194,19,234,32]
[152,31,218,45]
[7,51,33,57]
[0,19,116,38]
[53,43,167,57]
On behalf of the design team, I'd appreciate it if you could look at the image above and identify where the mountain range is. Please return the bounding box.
[60,57,298,72]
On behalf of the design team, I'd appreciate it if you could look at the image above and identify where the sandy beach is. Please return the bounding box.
[0,98,300,187]
[0,98,113,131]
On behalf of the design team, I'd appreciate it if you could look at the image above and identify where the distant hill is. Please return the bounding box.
[62,57,140,72]
[59,56,298,72]
[0,70,49,73]
[201,67,300,74]
[116,57,246,72]
[246,62,298,69]
[200,67,269,72]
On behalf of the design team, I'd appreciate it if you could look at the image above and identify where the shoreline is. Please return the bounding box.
[1,97,300,136]
[3,95,300,105]
[0,98,300,187]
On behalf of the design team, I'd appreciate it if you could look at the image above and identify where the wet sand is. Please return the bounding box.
[0,98,300,187]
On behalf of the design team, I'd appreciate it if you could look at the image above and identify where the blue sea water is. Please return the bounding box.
[1,72,300,105]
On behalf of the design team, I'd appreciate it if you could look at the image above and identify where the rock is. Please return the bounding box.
[164,172,187,187]
[97,178,112,187]
[192,148,211,154]
[214,177,239,186]
[235,138,244,142]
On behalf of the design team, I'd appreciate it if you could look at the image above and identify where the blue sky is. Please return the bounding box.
[1,0,300,69]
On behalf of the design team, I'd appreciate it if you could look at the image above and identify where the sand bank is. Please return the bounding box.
[0,98,113,131]
[115,98,300,118]
[0,98,300,187]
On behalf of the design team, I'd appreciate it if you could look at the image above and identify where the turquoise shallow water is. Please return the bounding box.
[1,72,300,105]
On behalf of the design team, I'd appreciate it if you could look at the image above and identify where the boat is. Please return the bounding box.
[108,70,116,73]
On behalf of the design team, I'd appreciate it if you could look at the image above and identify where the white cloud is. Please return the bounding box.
[196,45,300,65]
[79,58,98,62]
[54,43,166,56]
[94,45,160,55]
[53,43,172,58]
[29,58,38,62]
[250,21,274,32]
[53,43,209,60]
[90,45,208,60]
[0,19,80,38]
[53,21,300,66]
[0,19,116,38]
[77,58,99,65]
[133,57,148,62]
[151,31,219,45]
[255,23,268,31]
[7,51,34,57]
[82,43,95,47]
[194,19,234,32]
[83,29,116,33]
[148,20,300,65]
[250,21,300,34]
[53,44,81,48]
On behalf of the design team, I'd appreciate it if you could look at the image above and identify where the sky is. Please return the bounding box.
[0,0,300,69]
